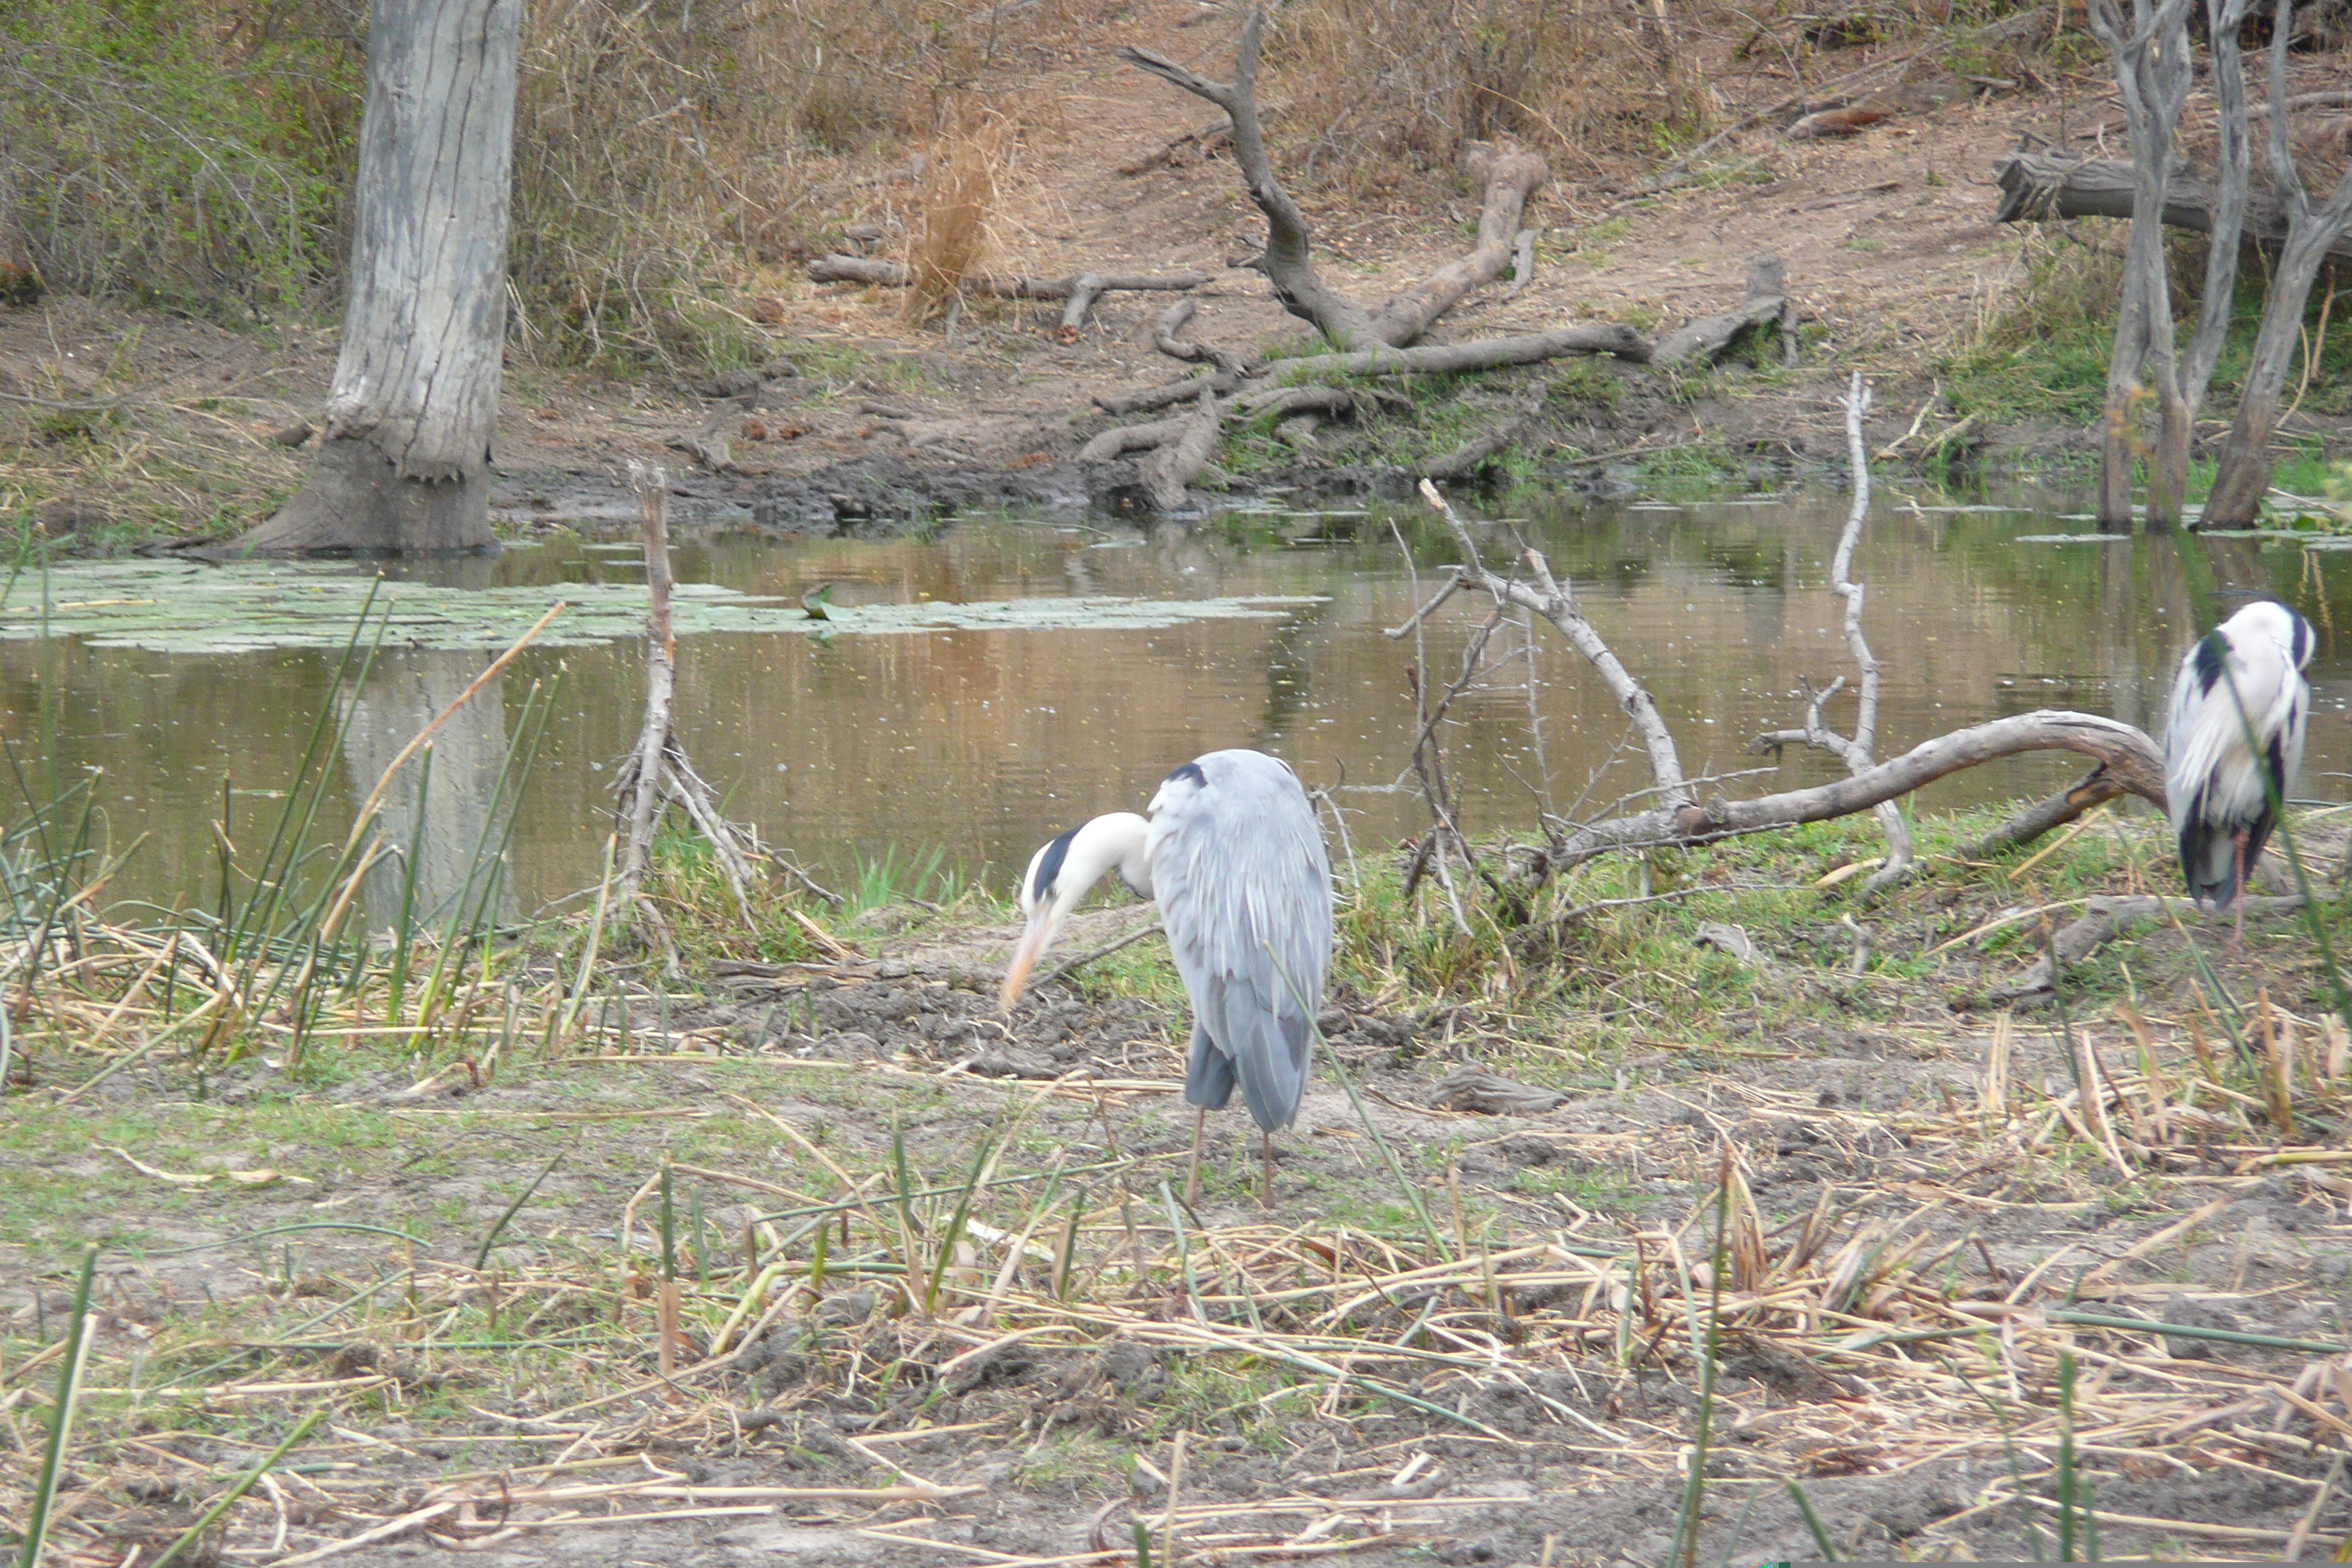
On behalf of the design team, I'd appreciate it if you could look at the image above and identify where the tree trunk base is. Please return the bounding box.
[227,438,497,557]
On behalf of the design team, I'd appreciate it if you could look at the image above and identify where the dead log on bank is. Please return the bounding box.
[1992,151,2352,266]
[1654,255,1795,367]
[1095,323,1652,420]
[805,255,1210,335]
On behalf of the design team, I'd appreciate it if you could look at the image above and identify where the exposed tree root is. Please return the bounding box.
[1139,384,1222,510]
[1975,894,2306,1006]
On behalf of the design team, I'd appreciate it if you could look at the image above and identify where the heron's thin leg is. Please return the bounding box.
[1261,1132,1274,1208]
[1185,1109,1206,1208]
[2234,831,2250,948]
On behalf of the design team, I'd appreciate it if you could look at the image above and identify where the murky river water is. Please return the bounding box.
[10,486,2351,924]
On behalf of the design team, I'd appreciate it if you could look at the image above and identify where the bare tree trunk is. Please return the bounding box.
[2085,0,2196,529]
[235,0,521,556]
[2179,0,2257,422]
[2201,0,2352,525]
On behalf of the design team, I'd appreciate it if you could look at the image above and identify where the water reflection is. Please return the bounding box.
[10,489,2352,916]
[339,650,518,934]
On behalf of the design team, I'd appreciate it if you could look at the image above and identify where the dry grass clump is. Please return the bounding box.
[1262,0,1715,192]
[900,116,1015,323]
[0,0,1061,369]
[510,1,1052,366]
[0,0,361,316]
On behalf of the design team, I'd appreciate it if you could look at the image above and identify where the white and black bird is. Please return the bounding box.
[999,750,1333,1205]
[2163,600,2314,938]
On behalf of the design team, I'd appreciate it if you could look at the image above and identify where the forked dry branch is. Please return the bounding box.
[614,462,766,947]
[1752,374,1912,892]
[1068,6,1790,508]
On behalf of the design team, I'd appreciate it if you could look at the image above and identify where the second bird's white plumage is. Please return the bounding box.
[2163,600,2313,908]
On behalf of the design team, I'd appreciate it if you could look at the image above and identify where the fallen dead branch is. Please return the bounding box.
[1978,893,2307,1004]
[1411,476,2168,872]
[806,255,1210,336]
[1992,151,2352,266]
[1653,255,1794,368]
[1094,321,1651,425]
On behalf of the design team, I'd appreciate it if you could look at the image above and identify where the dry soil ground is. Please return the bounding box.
[15,830,2352,1565]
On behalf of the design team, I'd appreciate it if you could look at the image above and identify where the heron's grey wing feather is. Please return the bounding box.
[1153,751,1333,1131]
[1186,1017,1237,1109]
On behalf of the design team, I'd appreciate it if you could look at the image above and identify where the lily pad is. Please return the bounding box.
[0,561,1329,655]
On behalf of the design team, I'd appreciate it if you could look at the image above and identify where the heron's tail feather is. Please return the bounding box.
[1184,1022,1237,1112]
[1223,979,1313,1134]
[2179,821,2240,908]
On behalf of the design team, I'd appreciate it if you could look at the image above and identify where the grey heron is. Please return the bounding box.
[999,750,1334,1205]
[2163,599,2313,941]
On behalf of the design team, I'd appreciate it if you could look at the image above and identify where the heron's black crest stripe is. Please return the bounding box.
[2293,611,2312,669]
[1164,761,1207,790]
[1031,824,1080,900]
[2193,631,2228,696]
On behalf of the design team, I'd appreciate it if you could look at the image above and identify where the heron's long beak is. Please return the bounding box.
[1000,916,1055,1011]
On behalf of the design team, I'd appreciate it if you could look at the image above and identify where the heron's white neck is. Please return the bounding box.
[1024,812,1153,925]
[1003,812,1153,1010]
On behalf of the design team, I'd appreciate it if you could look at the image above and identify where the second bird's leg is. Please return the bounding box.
[1261,1131,1273,1207]
[1184,1108,1206,1208]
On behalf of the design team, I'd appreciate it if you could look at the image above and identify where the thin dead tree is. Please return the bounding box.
[2201,0,2352,524]
[1752,374,1912,892]
[2084,0,2198,528]
[613,462,766,947]
[618,461,677,909]
[2177,0,2259,456]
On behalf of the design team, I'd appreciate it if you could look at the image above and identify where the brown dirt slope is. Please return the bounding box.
[0,4,2173,544]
